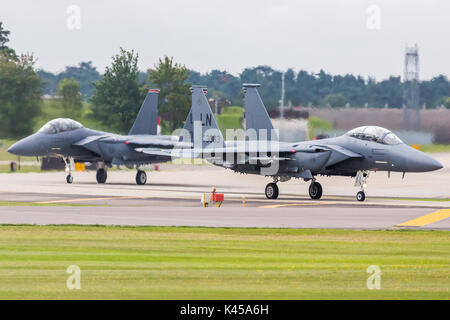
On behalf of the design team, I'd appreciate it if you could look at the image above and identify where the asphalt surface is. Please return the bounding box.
[0,159,448,230]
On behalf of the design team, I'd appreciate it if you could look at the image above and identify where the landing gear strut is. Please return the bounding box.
[309,181,323,200]
[136,170,147,185]
[354,170,369,201]
[63,158,74,184]
[96,168,107,184]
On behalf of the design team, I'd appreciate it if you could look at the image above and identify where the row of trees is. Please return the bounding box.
[189,67,450,109]
[40,62,450,110]
[39,61,101,99]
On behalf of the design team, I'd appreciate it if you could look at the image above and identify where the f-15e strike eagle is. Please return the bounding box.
[9,84,443,201]
[168,84,443,201]
[8,89,182,185]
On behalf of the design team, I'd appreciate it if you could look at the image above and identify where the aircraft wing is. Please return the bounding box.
[72,135,107,146]
[303,144,362,168]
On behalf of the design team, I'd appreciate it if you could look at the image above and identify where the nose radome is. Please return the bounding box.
[407,149,443,172]
[424,156,443,171]
[7,135,39,156]
[7,141,23,155]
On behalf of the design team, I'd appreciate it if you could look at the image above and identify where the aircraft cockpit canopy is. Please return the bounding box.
[38,118,84,134]
[346,126,403,145]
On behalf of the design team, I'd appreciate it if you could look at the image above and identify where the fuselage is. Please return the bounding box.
[8,125,176,166]
[218,133,442,177]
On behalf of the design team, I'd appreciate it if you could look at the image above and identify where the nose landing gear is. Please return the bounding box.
[354,170,369,201]
[63,157,74,184]
[356,191,366,201]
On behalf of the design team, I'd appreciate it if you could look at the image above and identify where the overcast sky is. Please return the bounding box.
[1,0,449,79]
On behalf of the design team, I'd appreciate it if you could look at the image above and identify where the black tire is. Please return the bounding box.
[309,182,323,199]
[136,170,147,185]
[96,168,107,184]
[356,191,366,202]
[265,183,279,199]
[66,174,73,184]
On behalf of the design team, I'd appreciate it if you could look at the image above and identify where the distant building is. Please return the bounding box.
[208,97,230,114]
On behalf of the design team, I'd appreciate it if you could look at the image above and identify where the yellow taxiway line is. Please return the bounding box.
[398,209,450,227]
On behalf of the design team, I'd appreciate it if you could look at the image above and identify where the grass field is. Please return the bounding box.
[0,225,448,299]
[216,106,244,136]
[420,144,450,153]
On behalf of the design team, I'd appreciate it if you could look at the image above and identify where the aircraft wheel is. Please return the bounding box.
[265,183,279,199]
[96,168,107,184]
[356,191,366,202]
[136,170,147,185]
[309,182,322,200]
[66,174,73,184]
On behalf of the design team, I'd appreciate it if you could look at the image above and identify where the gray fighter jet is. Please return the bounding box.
[172,84,443,201]
[8,89,182,184]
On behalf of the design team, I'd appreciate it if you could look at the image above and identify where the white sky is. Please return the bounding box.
[1,0,449,79]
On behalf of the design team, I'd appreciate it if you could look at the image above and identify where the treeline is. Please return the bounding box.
[188,67,450,109]
[38,61,101,99]
[40,64,450,110]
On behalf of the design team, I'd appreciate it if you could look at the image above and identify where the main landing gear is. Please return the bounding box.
[265,182,279,199]
[264,177,324,200]
[136,170,147,185]
[354,170,369,202]
[308,181,323,200]
[96,168,107,184]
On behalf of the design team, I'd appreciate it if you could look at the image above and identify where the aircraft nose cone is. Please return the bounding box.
[423,156,443,171]
[7,135,39,156]
[406,149,443,172]
[7,141,24,155]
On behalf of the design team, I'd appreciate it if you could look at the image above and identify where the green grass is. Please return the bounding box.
[0,225,448,299]
[308,116,334,139]
[216,106,244,136]
[420,144,450,153]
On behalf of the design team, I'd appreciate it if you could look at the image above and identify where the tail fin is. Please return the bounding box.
[181,85,224,149]
[128,88,159,135]
[243,83,278,140]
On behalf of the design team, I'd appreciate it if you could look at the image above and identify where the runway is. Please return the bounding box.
[0,159,448,230]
